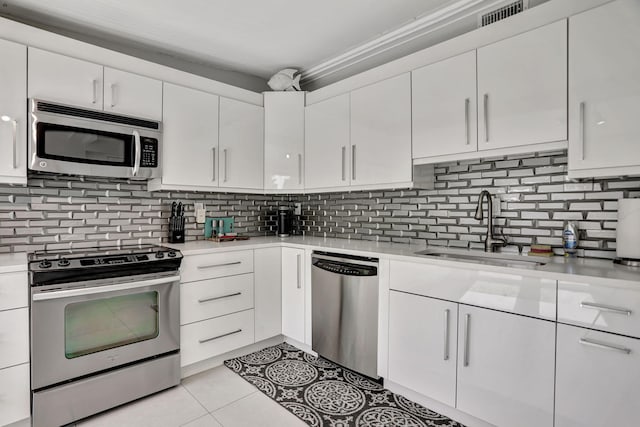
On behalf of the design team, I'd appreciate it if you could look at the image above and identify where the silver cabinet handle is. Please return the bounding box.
[296,253,302,289]
[579,338,631,355]
[483,94,489,143]
[92,79,98,104]
[211,147,216,181]
[341,146,346,181]
[198,292,241,303]
[464,98,470,145]
[132,130,141,177]
[110,83,117,107]
[351,145,356,181]
[463,313,470,367]
[298,153,302,185]
[580,301,632,316]
[197,261,241,270]
[443,309,450,361]
[199,329,242,344]
[579,102,586,160]
[223,148,228,182]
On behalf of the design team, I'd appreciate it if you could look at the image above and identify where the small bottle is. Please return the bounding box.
[218,219,225,237]
[562,221,578,256]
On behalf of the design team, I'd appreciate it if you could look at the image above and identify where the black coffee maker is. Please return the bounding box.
[277,206,293,237]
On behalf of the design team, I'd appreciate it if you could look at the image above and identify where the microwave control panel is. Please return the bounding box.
[140,138,158,167]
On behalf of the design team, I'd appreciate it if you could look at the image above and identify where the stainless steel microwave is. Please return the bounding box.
[28,99,162,180]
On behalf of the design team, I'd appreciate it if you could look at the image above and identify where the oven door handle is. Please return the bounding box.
[32,275,180,301]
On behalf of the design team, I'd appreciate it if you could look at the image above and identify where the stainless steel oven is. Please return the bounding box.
[29,245,181,427]
[28,98,162,180]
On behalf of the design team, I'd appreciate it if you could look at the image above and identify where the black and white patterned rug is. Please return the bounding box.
[224,342,465,427]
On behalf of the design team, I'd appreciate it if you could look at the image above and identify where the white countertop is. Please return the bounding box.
[169,236,640,286]
[0,252,28,274]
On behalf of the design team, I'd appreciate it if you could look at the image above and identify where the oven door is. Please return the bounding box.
[30,272,180,390]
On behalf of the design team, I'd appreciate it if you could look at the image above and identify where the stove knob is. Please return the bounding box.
[58,258,70,267]
[167,251,177,258]
[155,251,165,259]
[38,260,52,269]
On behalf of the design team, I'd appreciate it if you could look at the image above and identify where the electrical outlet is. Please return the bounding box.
[294,202,301,216]
[194,203,206,224]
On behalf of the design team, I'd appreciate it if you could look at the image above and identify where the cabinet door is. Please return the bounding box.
[412,51,477,158]
[0,364,30,426]
[0,39,26,183]
[219,97,264,190]
[254,247,282,342]
[555,324,640,427]
[305,94,350,189]
[104,67,162,120]
[477,20,567,150]
[162,83,219,187]
[351,73,412,186]
[0,308,29,369]
[457,305,555,427]
[388,291,457,407]
[281,247,305,343]
[568,0,640,172]
[264,92,305,191]
[28,47,103,109]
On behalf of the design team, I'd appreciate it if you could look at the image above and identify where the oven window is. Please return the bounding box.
[64,291,159,359]
[37,123,133,166]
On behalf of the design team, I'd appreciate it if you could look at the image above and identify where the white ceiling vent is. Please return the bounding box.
[479,0,529,27]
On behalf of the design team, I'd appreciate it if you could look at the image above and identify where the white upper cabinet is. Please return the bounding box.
[162,83,219,188]
[219,97,264,190]
[456,305,555,427]
[0,39,27,184]
[568,0,640,176]
[412,51,477,159]
[103,67,162,120]
[350,73,412,186]
[305,93,350,190]
[264,92,305,191]
[28,47,103,110]
[477,20,567,150]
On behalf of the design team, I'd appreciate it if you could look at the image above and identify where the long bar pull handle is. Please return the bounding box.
[579,338,631,355]
[110,83,117,107]
[199,329,242,344]
[211,147,216,181]
[464,98,470,146]
[463,313,471,367]
[341,146,346,181]
[579,102,586,161]
[298,154,302,185]
[444,309,450,361]
[580,301,632,316]
[92,79,98,104]
[296,254,302,289]
[483,94,489,143]
[351,145,356,181]
[198,292,241,304]
[132,130,141,177]
[197,261,241,270]
[223,149,228,182]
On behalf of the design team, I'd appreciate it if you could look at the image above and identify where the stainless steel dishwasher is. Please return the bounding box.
[311,251,379,378]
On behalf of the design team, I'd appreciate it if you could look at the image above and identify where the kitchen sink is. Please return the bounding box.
[414,250,547,269]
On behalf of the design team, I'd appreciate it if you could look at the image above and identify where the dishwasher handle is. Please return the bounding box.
[312,258,377,277]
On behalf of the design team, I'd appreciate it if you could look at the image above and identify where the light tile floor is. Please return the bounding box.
[75,366,306,427]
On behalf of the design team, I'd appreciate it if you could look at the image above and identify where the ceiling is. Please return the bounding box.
[0,0,527,91]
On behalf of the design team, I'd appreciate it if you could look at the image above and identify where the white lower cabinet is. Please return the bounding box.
[254,247,282,342]
[281,247,305,343]
[388,291,457,407]
[555,324,640,427]
[0,363,30,426]
[456,305,555,427]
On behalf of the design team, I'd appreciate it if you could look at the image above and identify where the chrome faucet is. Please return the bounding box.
[474,190,507,252]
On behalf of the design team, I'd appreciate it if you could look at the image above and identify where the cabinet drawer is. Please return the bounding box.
[0,363,30,426]
[180,309,254,366]
[0,271,28,311]
[0,308,29,369]
[181,273,254,325]
[181,250,253,283]
[558,279,640,338]
[390,260,556,320]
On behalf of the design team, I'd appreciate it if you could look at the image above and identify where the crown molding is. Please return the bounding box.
[300,0,514,85]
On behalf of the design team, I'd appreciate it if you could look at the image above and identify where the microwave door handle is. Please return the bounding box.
[132,130,141,177]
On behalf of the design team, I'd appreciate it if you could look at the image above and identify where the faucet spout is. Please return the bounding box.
[474,190,507,252]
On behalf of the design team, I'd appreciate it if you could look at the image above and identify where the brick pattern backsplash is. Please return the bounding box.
[0,173,292,253]
[297,150,640,259]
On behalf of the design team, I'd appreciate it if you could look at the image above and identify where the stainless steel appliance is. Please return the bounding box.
[28,98,162,179]
[311,251,379,378]
[29,245,182,427]
[277,206,293,237]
